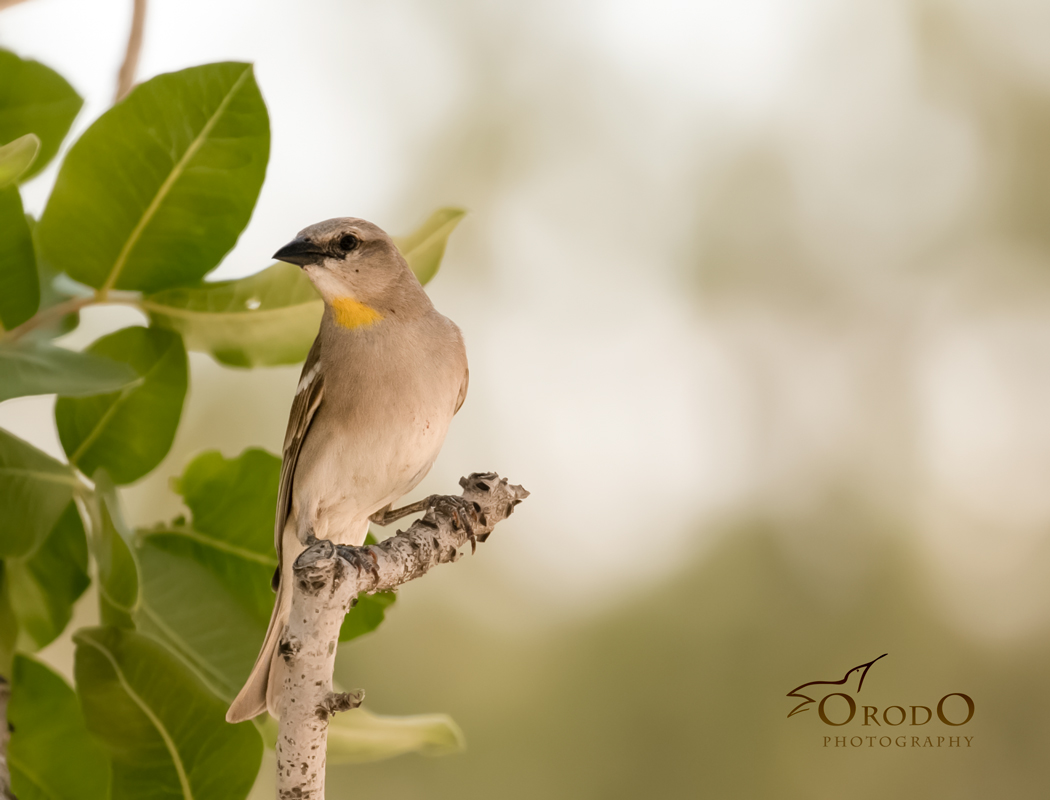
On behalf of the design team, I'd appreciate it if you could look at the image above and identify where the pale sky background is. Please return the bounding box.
[3,0,1050,643]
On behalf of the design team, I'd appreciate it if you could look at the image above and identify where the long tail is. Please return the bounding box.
[226,577,291,723]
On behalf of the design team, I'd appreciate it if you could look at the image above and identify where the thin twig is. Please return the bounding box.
[0,295,95,344]
[114,0,148,103]
[0,292,142,344]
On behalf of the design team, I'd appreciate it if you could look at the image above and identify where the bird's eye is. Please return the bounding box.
[339,233,360,253]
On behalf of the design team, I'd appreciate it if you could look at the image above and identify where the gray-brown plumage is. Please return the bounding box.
[226,218,468,723]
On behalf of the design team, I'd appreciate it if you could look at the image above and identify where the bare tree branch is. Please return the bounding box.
[114,0,147,103]
[275,472,528,800]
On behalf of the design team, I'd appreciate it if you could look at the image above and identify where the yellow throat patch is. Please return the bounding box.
[331,296,384,330]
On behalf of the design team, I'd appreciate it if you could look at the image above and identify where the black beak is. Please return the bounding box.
[273,237,327,267]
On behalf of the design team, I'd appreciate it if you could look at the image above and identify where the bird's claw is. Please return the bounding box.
[335,543,381,582]
[428,495,481,553]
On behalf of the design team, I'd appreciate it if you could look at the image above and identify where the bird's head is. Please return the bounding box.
[273,218,408,310]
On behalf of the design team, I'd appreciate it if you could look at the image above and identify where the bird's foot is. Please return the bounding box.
[335,543,381,583]
[426,494,481,553]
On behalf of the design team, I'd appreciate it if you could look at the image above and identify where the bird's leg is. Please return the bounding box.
[369,497,439,526]
[296,517,322,548]
[372,495,481,551]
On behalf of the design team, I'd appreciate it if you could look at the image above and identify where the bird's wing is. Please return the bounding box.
[272,336,325,588]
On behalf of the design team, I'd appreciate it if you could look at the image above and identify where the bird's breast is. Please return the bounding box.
[290,326,463,538]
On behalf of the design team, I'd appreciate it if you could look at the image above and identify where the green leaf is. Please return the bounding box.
[145,261,322,367]
[0,186,39,330]
[92,471,138,629]
[134,449,279,699]
[0,340,137,403]
[171,448,280,552]
[338,590,396,642]
[74,626,262,800]
[0,133,39,188]
[0,427,78,559]
[254,706,463,764]
[0,49,83,182]
[55,326,187,485]
[394,207,466,286]
[326,708,465,764]
[8,654,111,800]
[37,62,270,293]
[134,527,276,701]
[5,501,90,651]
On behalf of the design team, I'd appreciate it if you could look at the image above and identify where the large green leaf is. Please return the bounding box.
[145,262,323,368]
[0,185,39,330]
[5,501,89,651]
[92,471,138,630]
[0,133,39,188]
[0,340,137,403]
[8,655,111,800]
[134,449,280,699]
[74,626,262,800]
[55,326,187,484]
[394,207,466,285]
[171,448,280,552]
[0,427,78,558]
[37,62,269,293]
[134,526,276,701]
[0,50,82,182]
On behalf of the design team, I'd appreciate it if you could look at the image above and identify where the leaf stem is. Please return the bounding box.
[0,291,142,345]
[0,295,93,342]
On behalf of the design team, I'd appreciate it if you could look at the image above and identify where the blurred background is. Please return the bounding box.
[3,0,1050,797]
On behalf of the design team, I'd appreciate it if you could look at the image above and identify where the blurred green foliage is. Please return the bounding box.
[0,49,466,799]
[332,504,1050,800]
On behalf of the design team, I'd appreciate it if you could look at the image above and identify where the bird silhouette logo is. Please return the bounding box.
[786,654,888,718]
